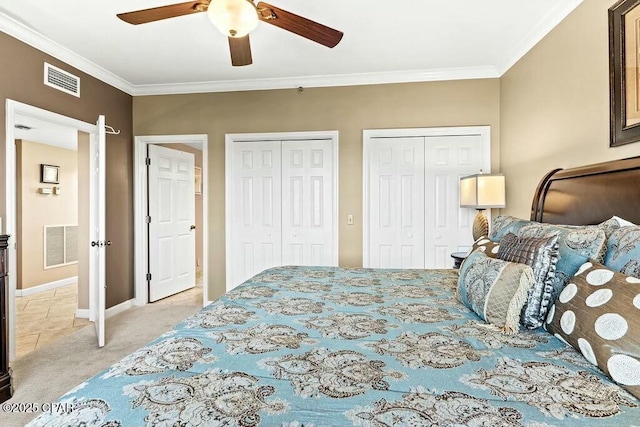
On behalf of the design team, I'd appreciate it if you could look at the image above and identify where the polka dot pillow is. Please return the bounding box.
[469,236,500,258]
[545,260,640,399]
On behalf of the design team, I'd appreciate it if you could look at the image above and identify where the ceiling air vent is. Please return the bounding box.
[44,62,80,97]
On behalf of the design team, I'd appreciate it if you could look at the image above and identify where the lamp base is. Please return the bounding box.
[472,210,488,241]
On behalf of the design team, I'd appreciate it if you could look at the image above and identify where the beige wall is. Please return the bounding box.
[134,79,501,299]
[0,32,133,308]
[77,132,90,309]
[16,140,77,289]
[501,0,640,219]
[158,143,204,275]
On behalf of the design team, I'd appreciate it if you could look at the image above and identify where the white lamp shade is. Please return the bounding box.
[459,174,506,209]
[208,0,259,38]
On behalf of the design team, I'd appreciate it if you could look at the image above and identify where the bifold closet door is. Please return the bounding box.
[424,135,484,267]
[367,137,426,268]
[281,140,334,266]
[229,141,282,287]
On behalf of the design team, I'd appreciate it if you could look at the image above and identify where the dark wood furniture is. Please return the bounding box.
[531,156,640,225]
[450,251,467,269]
[0,235,11,402]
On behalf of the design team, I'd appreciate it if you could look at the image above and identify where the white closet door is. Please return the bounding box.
[424,135,485,268]
[282,140,334,266]
[229,141,282,288]
[368,137,426,268]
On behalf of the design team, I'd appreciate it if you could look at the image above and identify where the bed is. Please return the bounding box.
[28,157,640,426]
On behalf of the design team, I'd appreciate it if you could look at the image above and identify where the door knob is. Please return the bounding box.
[407,233,413,238]
[292,233,297,237]
[190,225,196,230]
[106,240,112,246]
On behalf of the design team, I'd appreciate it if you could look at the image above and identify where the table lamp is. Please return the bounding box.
[460,173,506,240]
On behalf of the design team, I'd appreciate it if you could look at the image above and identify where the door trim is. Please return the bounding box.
[225,131,339,291]
[362,126,492,268]
[133,135,209,306]
[5,99,97,360]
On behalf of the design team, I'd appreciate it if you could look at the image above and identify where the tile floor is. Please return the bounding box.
[15,280,203,358]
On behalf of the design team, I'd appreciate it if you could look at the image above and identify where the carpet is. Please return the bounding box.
[3,301,202,426]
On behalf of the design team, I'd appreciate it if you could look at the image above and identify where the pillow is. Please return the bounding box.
[612,216,637,227]
[545,261,640,400]
[497,233,559,329]
[518,223,607,305]
[457,251,534,334]
[604,226,640,279]
[489,215,533,242]
[598,217,622,239]
[469,236,500,258]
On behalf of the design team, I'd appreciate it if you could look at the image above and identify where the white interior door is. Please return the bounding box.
[148,145,196,302]
[424,135,485,268]
[228,141,282,288]
[367,137,426,268]
[282,140,334,266]
[89,115,106,347]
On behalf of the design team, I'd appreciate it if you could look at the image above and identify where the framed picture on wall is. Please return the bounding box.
[194,166,202,195]
[40,164,59,184]
[609,0,640,147]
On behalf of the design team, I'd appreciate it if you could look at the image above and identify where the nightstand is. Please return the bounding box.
[450,251,468,269]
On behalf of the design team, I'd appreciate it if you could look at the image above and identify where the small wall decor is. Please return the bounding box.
[40,164,59,184]
[194,166,202,195]
[609,0,640,147]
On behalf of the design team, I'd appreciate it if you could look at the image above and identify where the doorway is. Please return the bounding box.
[133,135,209,306]
[5,100,106,360]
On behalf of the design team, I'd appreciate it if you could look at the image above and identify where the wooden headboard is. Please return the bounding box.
[530,156,640,225]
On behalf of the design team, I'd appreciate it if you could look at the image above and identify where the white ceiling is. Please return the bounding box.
[0,0,582,96]
[14,115,78,150]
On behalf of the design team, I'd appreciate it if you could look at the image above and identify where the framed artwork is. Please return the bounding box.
[194,166,202,195]
[40,164,59,184]
[609,0,640,147]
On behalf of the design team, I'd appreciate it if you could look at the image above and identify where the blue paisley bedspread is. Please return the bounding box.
[28,266,640,426]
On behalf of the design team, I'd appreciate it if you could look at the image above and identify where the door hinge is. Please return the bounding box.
[146,273,152,281]
[145,158,151,166]
[145,216,151,224]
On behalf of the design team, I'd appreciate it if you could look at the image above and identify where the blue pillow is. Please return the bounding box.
[604,226,640,278]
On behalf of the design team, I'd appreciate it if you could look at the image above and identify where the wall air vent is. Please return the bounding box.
[44,62,80,97]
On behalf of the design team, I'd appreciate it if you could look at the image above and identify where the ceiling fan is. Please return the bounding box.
[117,0,344,66]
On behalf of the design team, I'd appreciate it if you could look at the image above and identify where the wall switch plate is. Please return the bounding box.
[347,214,354,225]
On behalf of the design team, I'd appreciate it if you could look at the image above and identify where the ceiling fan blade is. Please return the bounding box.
[256,2,343,48]
[117,1,208,25]
[228,35,253,66]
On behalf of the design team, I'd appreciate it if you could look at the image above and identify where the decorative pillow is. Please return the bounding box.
[457,251,534,334]
[469,236,500,258]
[604,226,640,279]
[489,215,533,242]
[612,216,637,227]
[545,261,640,400]
[518,224,607,305]
[598,217,622,240]
[497,233,559,329]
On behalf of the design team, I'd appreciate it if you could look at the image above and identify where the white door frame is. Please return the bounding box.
[133,135,209,306]
[362,126,492,267]
[5,99,99,360]
[225,131,339,291]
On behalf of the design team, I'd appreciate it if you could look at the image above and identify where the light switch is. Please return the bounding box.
[347,214,354,225]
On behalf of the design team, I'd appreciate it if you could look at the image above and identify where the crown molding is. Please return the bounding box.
[496,0,583,75]
[1,2,579,97]
[0,12,136,95]
[129,66,501,96]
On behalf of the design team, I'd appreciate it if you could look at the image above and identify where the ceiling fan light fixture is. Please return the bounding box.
[207,0,259,38]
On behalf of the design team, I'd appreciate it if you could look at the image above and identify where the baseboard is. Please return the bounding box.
[75,299,135,320]
[75,308,90,319]
[106,299,135,319]
[16,276,78,297]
